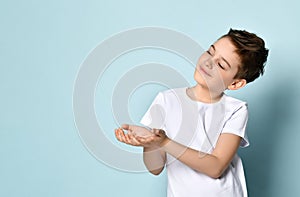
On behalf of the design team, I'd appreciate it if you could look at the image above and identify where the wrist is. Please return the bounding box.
[160,137,171,147]
[144,146,160,151]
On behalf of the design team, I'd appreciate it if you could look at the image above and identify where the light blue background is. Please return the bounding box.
[1,0,299,196]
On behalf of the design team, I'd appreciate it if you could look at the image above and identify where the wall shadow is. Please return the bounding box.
[238,82,296,197]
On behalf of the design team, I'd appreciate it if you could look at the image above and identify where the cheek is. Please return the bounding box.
[196,53,209,66]
[220,72,236,86]
[193,69,201,81]
[194,68,208,85]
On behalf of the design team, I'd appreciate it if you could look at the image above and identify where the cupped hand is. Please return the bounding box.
[114,124,169,148]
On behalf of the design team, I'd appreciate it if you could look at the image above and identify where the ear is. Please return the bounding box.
[227,79,247,90]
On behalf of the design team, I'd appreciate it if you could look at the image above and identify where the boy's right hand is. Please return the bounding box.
[122,124,153,137]
[114,124,152,147]
[114,124,169,148]
[114,127,143,147]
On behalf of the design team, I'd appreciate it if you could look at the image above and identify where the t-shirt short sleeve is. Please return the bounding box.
[140,92,166,130]
[222,104,249,147]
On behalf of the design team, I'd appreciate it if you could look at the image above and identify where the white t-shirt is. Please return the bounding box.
[140,87,249,197]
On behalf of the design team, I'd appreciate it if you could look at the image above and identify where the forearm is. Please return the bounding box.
[116,124,238,178]
[143,146,166,175]
[162,138,225,179]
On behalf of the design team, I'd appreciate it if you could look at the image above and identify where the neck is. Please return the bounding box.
[187,84,224,103]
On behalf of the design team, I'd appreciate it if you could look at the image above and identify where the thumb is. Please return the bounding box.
[154,129,165,136]
[121,124,131,131]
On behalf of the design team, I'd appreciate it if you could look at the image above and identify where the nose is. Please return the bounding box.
[204,58,215,69]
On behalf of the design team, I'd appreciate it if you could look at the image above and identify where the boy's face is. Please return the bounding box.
[194,37,246,93]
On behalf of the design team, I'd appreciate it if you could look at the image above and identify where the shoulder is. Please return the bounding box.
[161,87,186,95]
[158,87,187,99]
[154,87,188,109]
[222,94,248,113]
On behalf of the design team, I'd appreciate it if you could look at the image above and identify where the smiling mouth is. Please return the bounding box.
[198,66,212,77]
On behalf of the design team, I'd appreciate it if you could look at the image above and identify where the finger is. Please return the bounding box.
[122,131,135,144]
[127,130,133,135]
[125,133,141,146]
[131,133,144,144]
[153,129,165,137]
[136,136,153,144]
[121,124,130,131]
[115,129,123,142]
[118,129,128,143]
[116,129,140,146]
[114,129,120,139]
[153,129,161,136]
[158,129,165,136]
[124,133,132,144]
[128,134,141,146]
[135,136,147,144]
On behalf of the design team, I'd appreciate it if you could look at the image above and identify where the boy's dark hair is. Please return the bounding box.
[222,29,269,83]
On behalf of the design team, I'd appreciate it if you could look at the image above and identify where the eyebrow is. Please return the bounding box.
[211,45,232,68]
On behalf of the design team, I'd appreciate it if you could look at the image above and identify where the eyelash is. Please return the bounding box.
[206,50,212,56]
[218,63,225,69]
[206,50,225,70]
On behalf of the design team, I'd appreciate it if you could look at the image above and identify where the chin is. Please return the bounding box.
[194,71,208,87]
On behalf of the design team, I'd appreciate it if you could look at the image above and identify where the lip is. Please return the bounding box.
[198,66,212,77]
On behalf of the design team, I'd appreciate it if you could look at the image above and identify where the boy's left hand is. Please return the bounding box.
[114,124,169,148]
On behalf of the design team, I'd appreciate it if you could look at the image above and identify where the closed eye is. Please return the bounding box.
[206,45,215,56]
[218,63,225,69]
